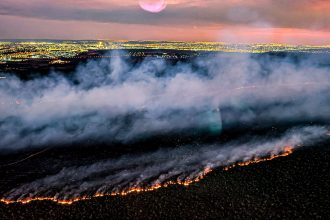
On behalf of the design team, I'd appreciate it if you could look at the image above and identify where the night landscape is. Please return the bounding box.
[0,1,329,219]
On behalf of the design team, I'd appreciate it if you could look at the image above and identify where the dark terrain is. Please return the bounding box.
[0,143,329,220]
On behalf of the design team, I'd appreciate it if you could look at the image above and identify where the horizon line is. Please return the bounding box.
[1,38,330,47]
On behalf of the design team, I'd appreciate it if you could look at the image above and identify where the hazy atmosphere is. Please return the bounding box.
[1,0,330,44]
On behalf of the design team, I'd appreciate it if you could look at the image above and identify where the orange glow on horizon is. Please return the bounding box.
[0,15,329,45]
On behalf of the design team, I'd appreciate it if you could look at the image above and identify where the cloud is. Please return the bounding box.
[0,0,329,29]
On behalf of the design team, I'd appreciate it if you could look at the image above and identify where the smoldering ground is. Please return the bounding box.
[0,51,329,200]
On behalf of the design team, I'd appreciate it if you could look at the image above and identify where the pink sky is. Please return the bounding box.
[0,0,329,44]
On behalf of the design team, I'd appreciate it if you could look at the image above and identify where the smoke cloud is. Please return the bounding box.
[0,51,329,201]
[0,52,329,150]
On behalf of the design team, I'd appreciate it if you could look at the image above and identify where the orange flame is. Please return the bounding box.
[223,146,293,171]
[0,146,293,205]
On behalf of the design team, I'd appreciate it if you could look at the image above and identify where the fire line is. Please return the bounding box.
[0,146,294,205]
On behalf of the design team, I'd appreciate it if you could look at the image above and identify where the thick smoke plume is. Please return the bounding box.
[0,52,329,150]
[0,51,329,201]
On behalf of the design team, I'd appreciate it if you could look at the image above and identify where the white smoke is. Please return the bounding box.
[0,52,329,150]
[1,51,330,201]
